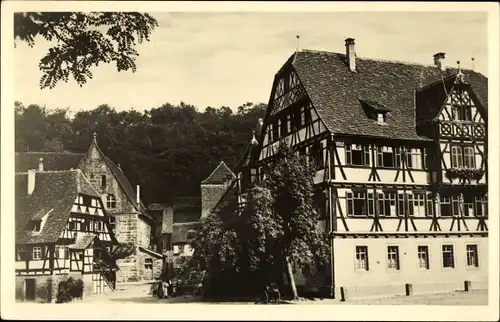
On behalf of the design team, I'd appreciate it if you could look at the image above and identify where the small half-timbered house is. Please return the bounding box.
[223,38,488,298]
[15,169,118,302]
[15,134,164,283]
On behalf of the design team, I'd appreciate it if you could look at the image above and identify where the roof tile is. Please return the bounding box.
[291,50,488,140]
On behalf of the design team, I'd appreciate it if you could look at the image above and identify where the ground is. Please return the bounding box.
[79,283,488,305]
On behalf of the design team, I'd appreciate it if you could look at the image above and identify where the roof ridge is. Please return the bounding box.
[15,151,85,155]
[299,49,475,72]
[201,160,235,184]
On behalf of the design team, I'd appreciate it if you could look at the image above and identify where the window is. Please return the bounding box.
[377,113,386,123]
[32,247,42,260]
[451,146,463,168]
[417,246,430,269]
[101,175,107,188]
[451,196,460,217]
[55,246,66,259]
[280,114,289,136]
[346,191,366,216]
[452,91,472,121]
[310,141,324,169]
[345,144,370,166]
[405,148,414,168]
[442,245,455,268]
[387,246,400,270]
[466,245,479,267]
[17,247,27,261]
[463,147,475,168]
[422,148,429,169]
[378,191,397,216]
[145,258,153,270]
[440,196,451,217]
[355,246,369,271]
[367,193,375,216]
[451,145,475,169]
[291,108,301,131]
[300,106,306,126]
[31,220,41,232]
[68,220,76,230]
[398,193,405,217]
[463,195,474,217]
[412,193,426,217]
[106,194,117,209]
[426,193,434,217]
[273,119,279,139]
[475,196,486,217]
[377,146,396,168]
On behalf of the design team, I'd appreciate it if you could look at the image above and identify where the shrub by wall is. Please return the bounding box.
[56,277,84,303]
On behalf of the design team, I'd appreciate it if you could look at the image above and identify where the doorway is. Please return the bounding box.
[25,278,36,301]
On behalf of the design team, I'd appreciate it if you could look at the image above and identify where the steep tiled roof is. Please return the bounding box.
[101,154,150,219]
[172,222,200,243]
[15,152,85,172]
[290,50,488,141]
[15,170,105,244]
[201,161,236,185]
[70,234,97,249]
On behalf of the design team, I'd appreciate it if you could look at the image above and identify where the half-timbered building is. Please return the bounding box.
[15,169,119,302]
[224,38,488,298]
[15,134,164,283]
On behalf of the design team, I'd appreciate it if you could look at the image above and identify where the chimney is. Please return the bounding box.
[257,118,264,135]
[251,131,259,146]
[345,38,356,72]
[136,185,140,205]
[433,52,446,71]
[28,169,36,195]
[38,158,44,171]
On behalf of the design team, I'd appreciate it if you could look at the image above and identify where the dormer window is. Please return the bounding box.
[26,208,52,233]
[377,113,386,123]
[31,220,41,232]
[360,99,390,124]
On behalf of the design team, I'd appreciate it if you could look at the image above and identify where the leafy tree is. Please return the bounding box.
[191,142,329,299]
[14,12,158,88]
[263,142,329,299]
[14,101,266,204]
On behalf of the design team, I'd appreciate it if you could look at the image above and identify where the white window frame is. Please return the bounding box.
[355,246,369,271]
[387,245,400,270]
[32,247,42,260]
[442,244,455,269]
[417,245,430,269]
[466,244,479,268]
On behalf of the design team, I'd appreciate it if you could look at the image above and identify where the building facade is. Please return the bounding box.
[15,169,118,302]
[232,39,488,298]
[15,134,164,284]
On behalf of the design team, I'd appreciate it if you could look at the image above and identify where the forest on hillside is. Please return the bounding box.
[15,101,266,204]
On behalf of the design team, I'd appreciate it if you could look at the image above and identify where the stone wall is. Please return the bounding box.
[15,273,93,303]
[79,144,136,215]
[137,217,151,248]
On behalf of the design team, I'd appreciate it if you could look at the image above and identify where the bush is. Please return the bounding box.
[56,277,84,303]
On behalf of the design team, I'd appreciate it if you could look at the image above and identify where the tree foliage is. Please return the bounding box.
[191,142,329,298]
[14,101,266,204]
[14,12,158,88]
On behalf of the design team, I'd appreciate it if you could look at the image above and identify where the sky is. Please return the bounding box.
[14,11,488,113]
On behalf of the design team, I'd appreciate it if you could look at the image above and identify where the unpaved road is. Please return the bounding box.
[81,283,487,305]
